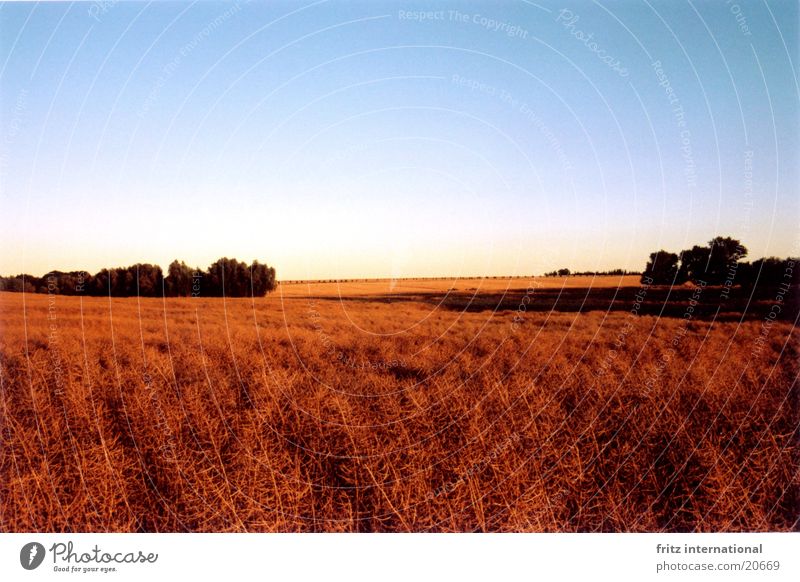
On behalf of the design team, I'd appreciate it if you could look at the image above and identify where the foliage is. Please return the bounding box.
[641,236,797,291]
[0,258,277,298]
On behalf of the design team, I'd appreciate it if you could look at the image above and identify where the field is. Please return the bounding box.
[0,276,797,532]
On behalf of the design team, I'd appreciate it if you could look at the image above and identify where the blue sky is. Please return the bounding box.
[1,0,797,279]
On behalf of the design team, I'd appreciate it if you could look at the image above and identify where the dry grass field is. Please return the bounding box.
[277,275,637,296]
[0,277,797,532]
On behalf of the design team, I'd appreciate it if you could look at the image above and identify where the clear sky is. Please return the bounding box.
[1,0,798,280]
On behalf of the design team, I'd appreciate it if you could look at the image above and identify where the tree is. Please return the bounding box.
[203,257,276,297]
[0,276,36,293]
[165,260,194,297]
[249,260,277,296]
[557,268,570,277]
[674,237,747,285]
[133,264,163,297]
[642,250,681,285]
[4,256,276,298]
[677,245,711,284]
[739,257,799,291]
[704,236,747,285]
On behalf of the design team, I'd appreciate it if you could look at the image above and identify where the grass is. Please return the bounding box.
[0,278,797,532]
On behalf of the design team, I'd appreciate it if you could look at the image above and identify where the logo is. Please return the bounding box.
[20,542,46,570]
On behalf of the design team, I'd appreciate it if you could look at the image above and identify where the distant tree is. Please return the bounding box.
[112,267,133,296]
[0,276,36,293]
[165,260,194,297]
[0,258,276,298]
[203,257,276,297]
[44,271,87,296]
[89,264,165,296]
[674,237,747,285]
[133,264,163,297]
[557,268,571,277]
[705,236,748,285]
[91,269,112,296]
[249,260,277,296]
[642,250,681,285]
[740,257,799,291]
[677,245,711,284]
[205,257,228,296]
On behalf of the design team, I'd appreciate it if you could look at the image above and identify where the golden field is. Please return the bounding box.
[276,275,638,296]
[0,279,797,532]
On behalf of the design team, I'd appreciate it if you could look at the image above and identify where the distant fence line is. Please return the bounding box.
[278,273,638,285]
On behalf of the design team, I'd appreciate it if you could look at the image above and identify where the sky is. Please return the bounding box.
[0,0,798,280]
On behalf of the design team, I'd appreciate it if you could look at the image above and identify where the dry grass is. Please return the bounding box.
[276,275,638,296]
[0,282,797,532]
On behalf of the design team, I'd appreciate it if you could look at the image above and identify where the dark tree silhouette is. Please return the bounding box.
[672,238,748,285]
[133,264,163,297]
[739,257,799,291]
[706,236,748,284]
[642,251,681,285]
[1,257,277,298]
[676,245,712,284]
[203,258,277,297]
[165,260,198,297]
[249,260,277,296]
[640,237,799,299]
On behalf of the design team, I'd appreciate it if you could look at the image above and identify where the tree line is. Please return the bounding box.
[642,236,798,291]
[0,258,276,298]
[542,268,636,277]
